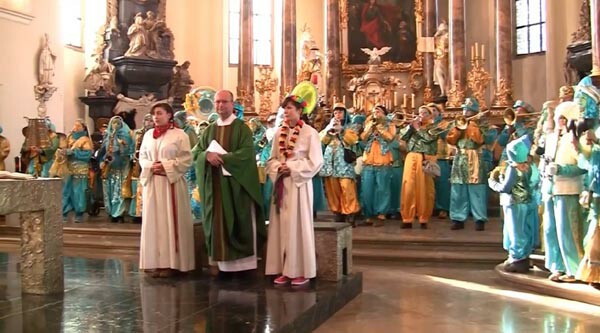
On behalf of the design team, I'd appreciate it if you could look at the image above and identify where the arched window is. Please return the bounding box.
[515,0,546,55]
[228,0,273,66]
[61,0,83,49]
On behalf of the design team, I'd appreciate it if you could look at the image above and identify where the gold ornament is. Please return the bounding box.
[466,57,491,109]
[254,66,279,121]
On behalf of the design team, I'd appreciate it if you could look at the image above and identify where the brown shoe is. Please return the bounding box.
[438,211,448,219]
[373,220,384,227]
[364,219,374,225]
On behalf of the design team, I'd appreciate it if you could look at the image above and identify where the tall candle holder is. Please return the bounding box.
[466,43,491,109]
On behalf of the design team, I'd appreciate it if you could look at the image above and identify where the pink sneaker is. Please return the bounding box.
[291,277,310,286]
[274,275,290,285]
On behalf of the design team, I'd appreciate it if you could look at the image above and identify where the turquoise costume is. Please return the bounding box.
[541,102,586,278]
[99,116,134,221]
[23,120,59,177]
[62,129,93,222]
[128,114,153,220]
[488,135,535,271]
[387,113,403,216]
[446,98,490,229]
[575,75,600,119]
[175,111,201,220]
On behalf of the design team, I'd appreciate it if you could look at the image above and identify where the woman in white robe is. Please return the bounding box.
[266,95,324,286]
[139,103,195,277]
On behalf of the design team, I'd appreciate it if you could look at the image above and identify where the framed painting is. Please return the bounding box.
[340,0,423,76]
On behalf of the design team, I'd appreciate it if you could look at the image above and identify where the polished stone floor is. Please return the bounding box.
[0,253,361,333]
[316,265,600,333]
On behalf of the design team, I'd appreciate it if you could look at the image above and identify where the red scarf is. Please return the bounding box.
[153,124,172,139]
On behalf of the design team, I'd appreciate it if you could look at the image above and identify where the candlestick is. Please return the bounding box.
[411,93,415,109]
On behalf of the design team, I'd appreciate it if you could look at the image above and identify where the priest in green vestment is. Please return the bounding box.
[194,90,266,273]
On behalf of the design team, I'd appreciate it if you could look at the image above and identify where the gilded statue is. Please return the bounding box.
[125,13,147,57]
[433,21,449,96]
[84,55,115,96]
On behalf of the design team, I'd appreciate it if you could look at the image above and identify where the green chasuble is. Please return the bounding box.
[194,119,266,262]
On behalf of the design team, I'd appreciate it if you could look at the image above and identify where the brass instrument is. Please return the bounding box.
[101,130,116,179]
[427,109,491,135]
[257,132,268,148]
[503,108,543,126]
[391,111,419,126]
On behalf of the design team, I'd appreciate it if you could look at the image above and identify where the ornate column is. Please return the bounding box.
[447,0,466,107]
[326,0,342,105]
[592,0,600,70]
[423,0,437,103]
[492,0,513,107]
[280,0,296,97]
[237,0,255,113]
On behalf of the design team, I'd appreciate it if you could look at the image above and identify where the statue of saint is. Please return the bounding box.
[433,22,449,96]
[125,13,147,57]
[169,61,194,101]
[84,55,115,95]
[38,34,56,87]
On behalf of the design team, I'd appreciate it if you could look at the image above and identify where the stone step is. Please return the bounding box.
[353,238,503,252]
[353,248,506,267]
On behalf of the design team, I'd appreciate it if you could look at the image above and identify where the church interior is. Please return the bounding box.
[1,0,600,332]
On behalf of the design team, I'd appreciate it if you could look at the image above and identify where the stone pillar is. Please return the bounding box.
[0,179,63,295]
[492,0,513,107]
[447,0,466,107]
[237,0,255,113]
[592,0,600,70]
[423,0,437,103]
[280,0,297,98]
[326,0,342,105]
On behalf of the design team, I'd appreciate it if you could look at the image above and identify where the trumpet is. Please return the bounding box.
[503,108,543,126]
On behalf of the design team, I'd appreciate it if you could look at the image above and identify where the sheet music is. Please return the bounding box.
[206,140,232,176]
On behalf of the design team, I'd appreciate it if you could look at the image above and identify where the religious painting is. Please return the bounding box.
[340,0,423,75]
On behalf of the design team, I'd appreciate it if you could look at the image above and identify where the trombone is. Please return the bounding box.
[390,111,419,126]
[503,108,543,126]
[427,109,491,135]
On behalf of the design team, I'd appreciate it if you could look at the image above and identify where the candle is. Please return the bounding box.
[411,93,415,109]
[471,45,475,60]
[475,42,478,58]
[394,91,398,106]
[403,94,407,108]
[333,96,337,105]
[481,43,485,60]
[343,95,346,105]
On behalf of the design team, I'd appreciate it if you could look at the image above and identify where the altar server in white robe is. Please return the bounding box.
[139,102,195,277]
[266,94,324,286]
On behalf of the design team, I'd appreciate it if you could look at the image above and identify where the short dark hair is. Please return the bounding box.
[281,96,303,111]
[151,102,174,120]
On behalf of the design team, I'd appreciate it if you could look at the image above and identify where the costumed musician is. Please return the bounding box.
[319,102,361,225]
[360,105,396,227]
[399,104,439,229]
[446,98,492,231]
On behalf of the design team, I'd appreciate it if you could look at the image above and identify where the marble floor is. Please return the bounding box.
[0,253,361,333]
[315,264,600,333]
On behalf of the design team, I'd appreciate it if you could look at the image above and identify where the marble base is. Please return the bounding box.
[314,222,353,281]
[0,254,362,332]
[495,264,600,306]
[0,179,63,294]
[111,56,177,99]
